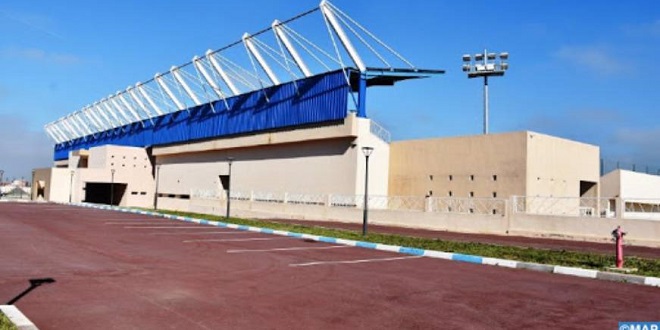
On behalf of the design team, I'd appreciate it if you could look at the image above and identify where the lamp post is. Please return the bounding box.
[69,170,75,203]
[0,170,4,185]
[226,157,234,219]
[462,49,509,134]
[154,165,160,210]
[110,169,116,206]
[361,147,374,236]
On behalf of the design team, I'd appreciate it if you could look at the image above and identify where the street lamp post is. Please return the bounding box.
[462,49,509,134]
[69,170,75,203]
[361,147,374,236]
[110,169,116,206]
[226,157,234,219]
[154,165,160,210]
[0,170,4,185]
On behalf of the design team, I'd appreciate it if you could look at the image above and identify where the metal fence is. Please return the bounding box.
[512,196,613,218]
[190,189,660,220]
[601,159,660,176]
[430,197,507,215]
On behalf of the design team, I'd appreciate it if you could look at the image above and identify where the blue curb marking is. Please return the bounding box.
[70,202,660,288]
[452,253,483,264]
[318,237,337,244]
[356,241,378,249]
[399,247,425,256]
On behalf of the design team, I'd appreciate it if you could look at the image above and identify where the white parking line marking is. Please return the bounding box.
[124,226,208,229]
[183,237,286,243]
[289,255,423,267]
[149,231,249,236]
[227,245,350,253]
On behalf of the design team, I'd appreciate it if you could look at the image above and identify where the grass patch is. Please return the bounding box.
[138,208,660,277]
[0,311,17,330]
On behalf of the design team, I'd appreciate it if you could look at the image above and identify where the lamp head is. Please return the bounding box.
[361,146,374,157]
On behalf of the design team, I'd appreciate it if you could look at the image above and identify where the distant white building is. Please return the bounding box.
[601,169,660,220]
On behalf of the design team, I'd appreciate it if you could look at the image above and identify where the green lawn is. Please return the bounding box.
[140,208,660,277]
[0,312,17,330]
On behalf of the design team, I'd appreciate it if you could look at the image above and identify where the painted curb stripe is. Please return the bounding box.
[452,253,483,264]
[399,247,425,256]
[644,277,660,287]
[554,266,598,279]
[70,203,660,288]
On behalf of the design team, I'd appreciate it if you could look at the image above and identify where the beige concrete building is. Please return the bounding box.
[33,145,155,207]
[601,169,660,219]
[33,114,390,210]
[153,114,389,211]
[388,131,600,200]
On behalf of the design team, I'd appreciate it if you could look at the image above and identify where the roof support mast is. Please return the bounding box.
[155,73,186,111]
[243,33,281,85]
[127,87,156,120]
[84,106,105,132]
[193,56,224,98]
[135,83,165,116]
[171,66,202,106]
[272,20,312,77]
[206,51,240,96]
[53,122,71,141]
[320,0,366,72]
[116,92,145,127]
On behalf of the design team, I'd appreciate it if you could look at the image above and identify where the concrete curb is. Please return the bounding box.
[71,202,660,288]
[0,305,39,330]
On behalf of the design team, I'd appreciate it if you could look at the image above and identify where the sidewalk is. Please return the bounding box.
[266,218,660,259]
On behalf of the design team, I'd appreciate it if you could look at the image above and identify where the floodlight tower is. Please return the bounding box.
[462,50,509,134]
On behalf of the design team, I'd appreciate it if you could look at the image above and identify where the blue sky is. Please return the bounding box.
[0,0,659,180]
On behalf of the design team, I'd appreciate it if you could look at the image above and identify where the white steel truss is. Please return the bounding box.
[44,0,420,144]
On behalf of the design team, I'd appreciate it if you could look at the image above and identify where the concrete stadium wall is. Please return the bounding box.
[388,131,601,203]
[155,115,390,211]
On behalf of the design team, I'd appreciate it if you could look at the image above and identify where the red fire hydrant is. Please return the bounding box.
[611,226,626,268]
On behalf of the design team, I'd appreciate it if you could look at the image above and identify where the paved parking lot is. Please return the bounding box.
[0,203,658,329]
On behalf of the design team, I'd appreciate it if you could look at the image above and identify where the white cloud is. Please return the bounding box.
[0,9,64,40]
[0,46,83,65]
[623,19,660,38]
[554,45,631,76]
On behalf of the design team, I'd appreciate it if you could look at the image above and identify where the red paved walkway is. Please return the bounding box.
[0,203,658,329]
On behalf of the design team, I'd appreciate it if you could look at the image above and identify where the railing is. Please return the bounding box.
[188,190,660,220]
[623,199,660,220]
[191,189,505,216]
[431,197,507,215]
[370,120,391,143]
[512,196,613,218]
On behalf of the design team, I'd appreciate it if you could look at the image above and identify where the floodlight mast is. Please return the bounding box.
[462,49,509,134]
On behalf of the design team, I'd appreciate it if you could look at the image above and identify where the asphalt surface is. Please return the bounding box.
[0,202,658,329]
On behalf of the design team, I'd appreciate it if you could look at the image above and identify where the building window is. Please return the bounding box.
[448,191,453,197]
[428,190,433,196]
[429,175,433,181]
[492,192,497,198]
[493,175,497,181]
[470,175,474,181]
[469,191,474,197]
[469,208,474,213]
[492,209,497,215]
[448,175,453,181]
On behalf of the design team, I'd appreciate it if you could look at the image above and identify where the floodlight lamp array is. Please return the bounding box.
[462,49,509,78]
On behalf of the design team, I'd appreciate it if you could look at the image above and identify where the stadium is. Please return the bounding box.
[31,1,659,244]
